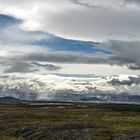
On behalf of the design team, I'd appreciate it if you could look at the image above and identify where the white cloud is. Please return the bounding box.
[0,73,140,103]
[0,43,46,60]
[0,0,140,41]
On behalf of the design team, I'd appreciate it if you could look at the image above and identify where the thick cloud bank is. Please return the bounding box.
[0,73,140,104]
[1,0,140,41]
[0,13,140,74]
[97,40,140,70]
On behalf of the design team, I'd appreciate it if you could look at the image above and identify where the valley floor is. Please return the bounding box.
[0,102,140,140]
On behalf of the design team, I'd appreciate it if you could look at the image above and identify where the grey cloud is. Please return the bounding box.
[4,62,38,73]
[31,62,62,71]
[23,52,107,64]
[1,40,136,71]
[96,40,140,70]
[4,61,62,73]
[109,76,140,86]
[70,0,107,9]
[71,0,140,8]
[2,40,140,71]
[42,6,140,41]
[22,40,140,70]
[128,64,140,70]
[124,0,140,5]
[1,0,140,41]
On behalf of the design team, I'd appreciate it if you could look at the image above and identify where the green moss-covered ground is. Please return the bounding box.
[0,102,140,140]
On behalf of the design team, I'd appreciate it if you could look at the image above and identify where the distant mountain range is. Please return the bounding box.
[0,97,22,103]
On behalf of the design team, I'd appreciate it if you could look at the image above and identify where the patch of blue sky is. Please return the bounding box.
[32,36,112,54]
[0,14,21,29]
[52,73,101,78]
[0,14,112,55]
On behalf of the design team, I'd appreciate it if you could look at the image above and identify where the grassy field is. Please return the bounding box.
[0,102,140,140]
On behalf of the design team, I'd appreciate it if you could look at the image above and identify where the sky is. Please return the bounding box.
[0,0,140,102]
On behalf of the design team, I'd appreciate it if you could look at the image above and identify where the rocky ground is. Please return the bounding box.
[0,99,140,140]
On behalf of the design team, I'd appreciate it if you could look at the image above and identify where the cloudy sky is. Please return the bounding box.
[0,0,140,102]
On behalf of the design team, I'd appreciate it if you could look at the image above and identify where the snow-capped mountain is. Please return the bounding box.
[0,73,140,104]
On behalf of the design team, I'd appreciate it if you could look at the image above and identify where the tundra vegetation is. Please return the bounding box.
[0,99,140,140]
